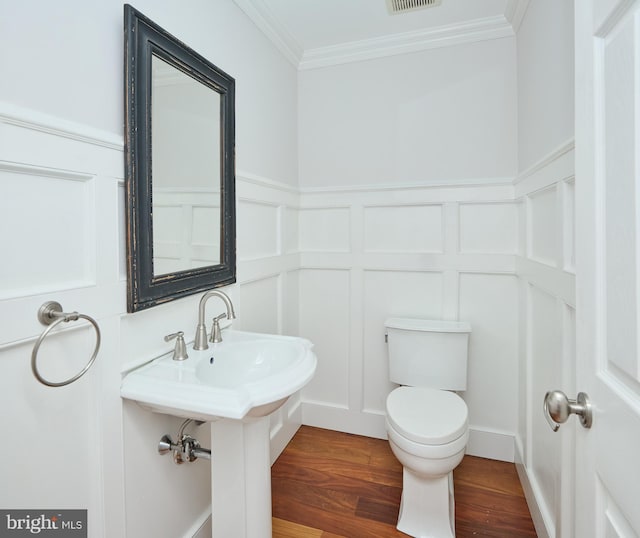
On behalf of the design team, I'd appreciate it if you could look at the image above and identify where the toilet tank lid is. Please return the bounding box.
[385,318,471,333]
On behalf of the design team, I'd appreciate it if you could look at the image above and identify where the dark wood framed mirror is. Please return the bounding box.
[124,4,236,312]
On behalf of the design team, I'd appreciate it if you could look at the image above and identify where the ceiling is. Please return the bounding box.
[232,0,529,69]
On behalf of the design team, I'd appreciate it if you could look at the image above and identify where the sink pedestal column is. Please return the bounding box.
[210,417,272,538]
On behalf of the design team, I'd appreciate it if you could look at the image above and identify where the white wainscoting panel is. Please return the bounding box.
[0,343,96,503]
[298,268,351,408]
[282,270,300,336]
[362,269,444,413]
[515,141,576,538]
[0,104,310,538]
[528,186,558,267]
[237,275,280,335]
[562,179,575,273]
[363,204,443,253]
[0,105,126,538]
[298,181,520,457]
[459,272,519,438]
[0,164,96,297]
[237,199,280,260]
[234,176,304,467]
[299,207,350,252]
[459,202,519,254]
[528,283,563,532]
[283,206,299,254]
[557,302,576,538]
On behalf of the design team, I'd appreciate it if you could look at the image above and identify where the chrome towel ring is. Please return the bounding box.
[31,301,101,387]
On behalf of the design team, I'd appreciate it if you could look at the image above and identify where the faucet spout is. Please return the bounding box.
[194,290,236,350]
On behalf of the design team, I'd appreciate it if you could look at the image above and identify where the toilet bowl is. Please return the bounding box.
[384,318,471,538]
[386,386,468,538]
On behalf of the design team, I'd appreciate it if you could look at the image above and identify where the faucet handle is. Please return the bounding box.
[164,331,189,361]
[209,313,227,344]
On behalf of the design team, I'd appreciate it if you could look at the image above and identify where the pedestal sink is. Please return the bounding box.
[120,330,317,538]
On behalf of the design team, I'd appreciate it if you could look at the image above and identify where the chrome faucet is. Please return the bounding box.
[193,290,236,349]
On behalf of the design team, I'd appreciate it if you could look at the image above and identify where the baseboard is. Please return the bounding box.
[185,507,212,538]
[466,427,515,462]
[301,401,516,462]
[302,401,388,439]
[514,437,552,538]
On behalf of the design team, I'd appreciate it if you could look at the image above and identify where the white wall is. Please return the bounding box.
[517,0,575,172]
[298,37,518,188]
[0,1,298,537]
[1,0,298,187]
[515,2,575,538]
[297,37,521,461]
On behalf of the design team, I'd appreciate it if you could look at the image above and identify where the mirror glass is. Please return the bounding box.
[151,55,221,275]
[124,5,236,313]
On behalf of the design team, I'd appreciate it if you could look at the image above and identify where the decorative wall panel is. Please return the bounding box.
[362,269,444,413]
[237,200,279,260]
[298,268,351,407]
[237,275,279,335]
[363,204,443,253]
[0,166,95,296]
[298,182,520,452]
[529,283,562,521]
[528,186,558,266]
[459,202,518,254]
[459,272,518,438]
[562,179,575,273]
[299,207,350,252]
[516,143,576,538]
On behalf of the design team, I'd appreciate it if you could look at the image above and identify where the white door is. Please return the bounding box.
[574,1,640,536]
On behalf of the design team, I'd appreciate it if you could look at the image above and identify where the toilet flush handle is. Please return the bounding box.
[543,390,592,432]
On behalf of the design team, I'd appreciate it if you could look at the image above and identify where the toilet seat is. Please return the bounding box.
[386,418,468,460]
[386,386,468,445]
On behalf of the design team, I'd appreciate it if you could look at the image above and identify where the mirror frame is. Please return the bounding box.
[124,4,236,312]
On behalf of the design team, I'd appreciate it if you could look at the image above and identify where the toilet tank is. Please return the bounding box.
[385,318,471,391]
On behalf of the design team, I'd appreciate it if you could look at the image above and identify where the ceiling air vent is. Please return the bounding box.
[387,0,442,14]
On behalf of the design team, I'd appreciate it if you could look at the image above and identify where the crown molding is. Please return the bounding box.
[299,15,514,70]
[234,0,520,70]
[232,0,303,67]
[504,0,530,34]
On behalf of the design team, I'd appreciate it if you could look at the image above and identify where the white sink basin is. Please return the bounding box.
[120,330,317,421]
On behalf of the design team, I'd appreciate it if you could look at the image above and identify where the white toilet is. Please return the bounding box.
[384,318,471,538]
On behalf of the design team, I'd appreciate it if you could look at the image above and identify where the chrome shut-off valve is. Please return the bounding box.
[543,390,592,432]
[158,419,211,464]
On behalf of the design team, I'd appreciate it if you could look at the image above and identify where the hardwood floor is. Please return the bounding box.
[271,426,537,537]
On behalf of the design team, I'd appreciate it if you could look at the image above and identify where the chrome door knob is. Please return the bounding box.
[543,390,592,431]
